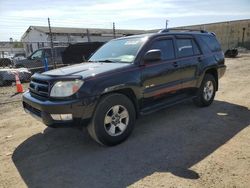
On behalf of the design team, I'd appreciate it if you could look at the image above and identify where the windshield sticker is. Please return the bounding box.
[124,40,139,45]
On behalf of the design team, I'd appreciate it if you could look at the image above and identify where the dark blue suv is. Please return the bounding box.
[23,29,226,146]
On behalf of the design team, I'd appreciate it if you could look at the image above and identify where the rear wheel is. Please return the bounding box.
[87,93,136,146]
[193,74,216,107]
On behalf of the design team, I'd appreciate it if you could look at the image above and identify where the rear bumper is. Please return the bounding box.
[22,91,97,128]
[218,64,226,79]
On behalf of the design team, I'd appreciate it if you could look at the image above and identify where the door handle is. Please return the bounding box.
[172,62,178,67]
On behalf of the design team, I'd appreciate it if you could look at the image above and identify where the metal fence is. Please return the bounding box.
[0,41,69,104]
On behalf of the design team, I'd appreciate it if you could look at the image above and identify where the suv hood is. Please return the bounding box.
[43,62,131,79]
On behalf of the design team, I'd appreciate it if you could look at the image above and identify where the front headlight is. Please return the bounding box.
[50,80,84,97]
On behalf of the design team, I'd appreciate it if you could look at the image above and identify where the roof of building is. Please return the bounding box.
[21,26,146,40]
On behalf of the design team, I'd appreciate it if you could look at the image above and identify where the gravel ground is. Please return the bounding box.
[0,54,249,188]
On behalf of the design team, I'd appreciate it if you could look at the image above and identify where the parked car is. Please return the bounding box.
[0,68,31,86]
[0,58,12,67]
[62,42,104,64]
[0,53,26,68]
[14,46,66,73]
[12,53,26,61]
[23,29,226,146]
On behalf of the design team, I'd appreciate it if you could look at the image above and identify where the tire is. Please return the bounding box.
[87,93,136,146]
[193,74,216,107]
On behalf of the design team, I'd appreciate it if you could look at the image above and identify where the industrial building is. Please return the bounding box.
[174,19,250,51]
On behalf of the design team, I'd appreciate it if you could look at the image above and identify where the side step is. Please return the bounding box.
[140,95,196,115]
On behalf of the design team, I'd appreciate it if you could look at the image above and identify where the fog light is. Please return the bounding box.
[60,114,73,120]
[51,114,73,121]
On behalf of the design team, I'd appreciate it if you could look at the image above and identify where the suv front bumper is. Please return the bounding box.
[22,91,97,128]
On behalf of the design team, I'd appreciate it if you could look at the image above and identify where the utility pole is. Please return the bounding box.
[113,22,116,39]
[242,27,246,46]
[48,17,56,69]
[9,37,13,55]
[166,20,169,29]
[86,29,91,42]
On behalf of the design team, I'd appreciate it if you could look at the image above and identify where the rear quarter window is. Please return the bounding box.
[200,35,221,52]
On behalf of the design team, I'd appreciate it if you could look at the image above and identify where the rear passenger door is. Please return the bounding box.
[174,36,202,89]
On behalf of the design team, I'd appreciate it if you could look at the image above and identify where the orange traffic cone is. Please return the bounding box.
[14,72,23,93]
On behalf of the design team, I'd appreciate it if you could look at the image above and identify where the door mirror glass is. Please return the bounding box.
[144,49,162,62]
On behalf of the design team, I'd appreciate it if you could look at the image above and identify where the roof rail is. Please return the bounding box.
[158,28,208,33]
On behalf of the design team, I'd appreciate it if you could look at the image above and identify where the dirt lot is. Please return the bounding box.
[0,54,250,188]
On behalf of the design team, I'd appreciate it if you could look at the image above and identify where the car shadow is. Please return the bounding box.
[12,100,250,188]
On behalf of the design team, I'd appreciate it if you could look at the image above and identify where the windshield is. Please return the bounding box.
[89,37,147,63]
[31,50,43,59]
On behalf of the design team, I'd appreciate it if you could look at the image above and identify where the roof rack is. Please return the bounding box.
[158,28,208,33]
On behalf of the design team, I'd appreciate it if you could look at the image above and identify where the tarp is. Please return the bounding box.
[0,68,31,86]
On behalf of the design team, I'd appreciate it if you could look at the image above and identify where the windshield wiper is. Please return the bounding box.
[96,59,115,63]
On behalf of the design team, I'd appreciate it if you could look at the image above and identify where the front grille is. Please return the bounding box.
[29,78,50,97]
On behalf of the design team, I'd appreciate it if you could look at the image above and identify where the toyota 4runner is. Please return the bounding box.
[23,29,226,146]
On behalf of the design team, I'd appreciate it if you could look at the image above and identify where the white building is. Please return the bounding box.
[21,26,145,56]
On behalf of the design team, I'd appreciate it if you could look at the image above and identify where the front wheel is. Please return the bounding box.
[87,93,136,146]
[193,74,216,107]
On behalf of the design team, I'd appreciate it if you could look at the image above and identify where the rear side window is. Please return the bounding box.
[176,39,192,57]
[150,39,175,60]
[55,47,66,57]
[176,38,201,57]
[201,35,221,52]
[44,49,52,58]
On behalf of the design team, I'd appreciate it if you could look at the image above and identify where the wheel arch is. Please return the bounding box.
[100,88,139,118]
[204,68,218,91]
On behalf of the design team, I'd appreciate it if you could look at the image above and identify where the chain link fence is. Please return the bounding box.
[0,42,71,104]
[0,40,107,104]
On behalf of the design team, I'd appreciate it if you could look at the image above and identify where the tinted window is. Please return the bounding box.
[44,49,52,58]
[201,35,221,52]
[55,47,66,57]
[150,39,175,60]
[176,39,193,57]
[30,50,42,59]
[192,40,201,55]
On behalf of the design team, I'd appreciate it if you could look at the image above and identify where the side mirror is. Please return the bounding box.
[143,49,162,62]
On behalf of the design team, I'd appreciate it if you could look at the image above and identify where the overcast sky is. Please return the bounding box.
[0,0,250,41]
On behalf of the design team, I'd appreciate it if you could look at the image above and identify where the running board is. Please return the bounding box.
[140,95,196,115]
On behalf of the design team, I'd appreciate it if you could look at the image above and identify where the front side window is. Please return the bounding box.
[30,50,42,59]
[89,37,148,63]
[149,39,175,60]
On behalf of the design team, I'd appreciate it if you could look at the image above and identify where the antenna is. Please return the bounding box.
[113,22,116,39]
[166,20,169,29]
